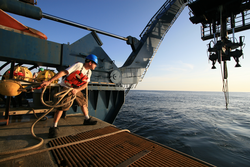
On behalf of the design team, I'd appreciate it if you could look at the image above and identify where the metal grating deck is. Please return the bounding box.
[48,126,214,167]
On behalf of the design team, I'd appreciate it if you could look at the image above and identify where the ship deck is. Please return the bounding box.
[0,114,215,167]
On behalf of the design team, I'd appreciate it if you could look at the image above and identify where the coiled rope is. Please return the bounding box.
[0,86,76,155]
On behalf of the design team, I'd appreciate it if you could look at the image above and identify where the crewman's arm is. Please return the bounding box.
[71,81,88,95]
[40,70,68,87]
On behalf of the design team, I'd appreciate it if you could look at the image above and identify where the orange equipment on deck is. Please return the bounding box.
[0,9,47,39]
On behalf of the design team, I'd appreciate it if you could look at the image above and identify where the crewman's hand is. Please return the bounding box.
[40,81,51,88]
[71,88,79,95]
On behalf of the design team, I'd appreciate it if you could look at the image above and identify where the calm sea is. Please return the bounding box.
[113,90,250,167]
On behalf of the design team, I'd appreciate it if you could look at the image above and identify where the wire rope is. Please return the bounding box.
[219,61,229,110]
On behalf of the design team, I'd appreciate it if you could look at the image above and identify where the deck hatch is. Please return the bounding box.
[48,126,214,167]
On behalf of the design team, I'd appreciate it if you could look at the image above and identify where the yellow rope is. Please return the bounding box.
[0,86,75,156]
[0,129,130,163]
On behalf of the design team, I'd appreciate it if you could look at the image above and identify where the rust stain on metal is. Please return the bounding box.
[48,126,214,167]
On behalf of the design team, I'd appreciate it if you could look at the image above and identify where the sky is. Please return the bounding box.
[3,0,250,92]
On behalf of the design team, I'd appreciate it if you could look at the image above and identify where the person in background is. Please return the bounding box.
[40,54,98,138]
[33,68,44,81]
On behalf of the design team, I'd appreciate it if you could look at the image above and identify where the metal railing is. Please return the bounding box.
[139,1,187,84]
[201,11,250,39]
[140,0,172,38]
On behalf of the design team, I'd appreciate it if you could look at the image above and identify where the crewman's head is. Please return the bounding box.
[85,54,98,70]
[39,68,44,72]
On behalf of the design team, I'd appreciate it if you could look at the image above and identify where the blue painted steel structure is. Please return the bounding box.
[1,0,249,123]
[0,0,188,123]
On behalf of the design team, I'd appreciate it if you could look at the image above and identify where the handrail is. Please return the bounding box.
[122,0,188,94]
[201,11,250,39]
[139,2,186,83]
[140,0,172,38]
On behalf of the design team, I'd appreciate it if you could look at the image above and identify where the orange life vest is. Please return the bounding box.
[64,69,88,88]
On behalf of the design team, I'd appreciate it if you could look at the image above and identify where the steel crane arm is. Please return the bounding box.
[120,0,188,87]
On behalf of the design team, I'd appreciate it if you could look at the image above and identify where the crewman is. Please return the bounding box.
[33,68,44,81]
[40,54,98,138]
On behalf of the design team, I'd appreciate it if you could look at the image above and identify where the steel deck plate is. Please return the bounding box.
[49,126,215,167]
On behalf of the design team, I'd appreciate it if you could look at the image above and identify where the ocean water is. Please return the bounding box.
[113,90,250,167]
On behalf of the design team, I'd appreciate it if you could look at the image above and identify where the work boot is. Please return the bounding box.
[48,127,59,138]
[83,117,97,125]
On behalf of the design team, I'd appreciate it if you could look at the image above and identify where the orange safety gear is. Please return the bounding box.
[64,70,88,88]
